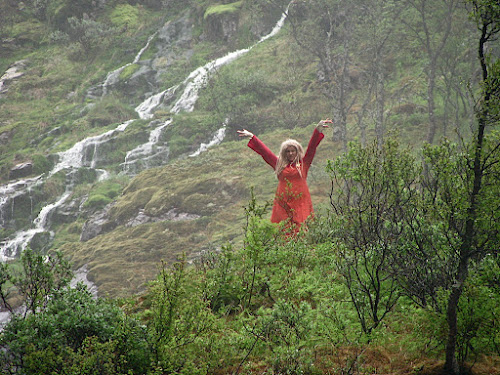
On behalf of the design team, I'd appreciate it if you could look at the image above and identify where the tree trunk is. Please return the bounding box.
[426,64,438,144]
[375,70,385,148]
[444,259,468,374]
[443,21,490,373]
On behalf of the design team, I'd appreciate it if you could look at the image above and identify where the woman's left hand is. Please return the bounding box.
[316,118,332,132]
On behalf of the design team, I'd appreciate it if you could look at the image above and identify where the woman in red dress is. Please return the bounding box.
[237,120,330,232]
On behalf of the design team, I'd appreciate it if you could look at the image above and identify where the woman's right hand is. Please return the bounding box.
[237,129,254,138]
[316,118,332,132]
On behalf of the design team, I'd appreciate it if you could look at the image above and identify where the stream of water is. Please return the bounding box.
[0,8,289,260]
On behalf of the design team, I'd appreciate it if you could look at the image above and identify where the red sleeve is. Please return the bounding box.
[247,135,278,170]
[303,129,325,167]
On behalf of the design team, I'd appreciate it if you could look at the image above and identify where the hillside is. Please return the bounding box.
[0,0,483,296]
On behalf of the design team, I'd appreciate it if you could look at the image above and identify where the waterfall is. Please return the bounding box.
[101,33,157,96]
[1,190,71,261]
[51,120,133,176]
[189,125,227,158]
[122,8,289,169]
[121,119,172,174]
[0,120,133,258]
[135,84,180,120]
[0,8,289,259]
[0,177,43,232]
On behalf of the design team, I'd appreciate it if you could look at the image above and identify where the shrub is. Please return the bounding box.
[83,194,112,209]
[30,154,53,176]
[110,4,139,29]
[67,16,113,59]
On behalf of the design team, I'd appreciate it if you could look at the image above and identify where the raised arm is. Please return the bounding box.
[238,129,277,169]
[303,119,330,166]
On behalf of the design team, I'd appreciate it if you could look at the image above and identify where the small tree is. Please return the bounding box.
[0,247,72,317]
[390,1,500,372]
[402,0,462,144]
[67,15,113,60]
[326,140,420,334]
[147,258,216,371]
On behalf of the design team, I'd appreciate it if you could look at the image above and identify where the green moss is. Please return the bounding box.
[92,181,123,199]
[85,194,112,210]
[204,1,243,19]
[119,63,140,81]
[108,186,159,223]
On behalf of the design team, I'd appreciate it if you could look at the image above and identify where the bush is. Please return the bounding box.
[110,4,140,29]
[0,283,150,375]
[67,16,113,59]
[32,153,54,175]
[83,194,112,209]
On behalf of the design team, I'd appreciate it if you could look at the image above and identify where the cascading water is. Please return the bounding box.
[189,122,228,158]
[0,120,134,259]
[0,8,289,260]
[102,33,157,97]
[121,8,289,171]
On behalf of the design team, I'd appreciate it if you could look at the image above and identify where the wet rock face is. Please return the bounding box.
[86,12,194,101]
[80,208,113,242]
[203,11,239,42]
[123,13,195,99]
[9,163,33,180]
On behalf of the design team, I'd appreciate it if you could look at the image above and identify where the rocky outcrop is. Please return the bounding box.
[0,60,28,97]
[80,204,200,242]
[202,3,241,42]
[80,206,114,242]
[88,12,195,102]
[9,162,33,180]
[125,208,200,228]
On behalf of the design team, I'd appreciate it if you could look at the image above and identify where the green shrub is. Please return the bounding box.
[146,260,217,372]
[31,154,53,175]
[110,4,139,29]
[0,284,149,375]
[84,194,112,209]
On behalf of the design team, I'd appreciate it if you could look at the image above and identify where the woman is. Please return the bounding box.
[238,120,330,232]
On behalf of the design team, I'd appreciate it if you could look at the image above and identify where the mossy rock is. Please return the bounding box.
[119,63,140,81]
[204,1,243,19]
[108,186,159,223]
[83,194,112,210]
[180,192,216,215]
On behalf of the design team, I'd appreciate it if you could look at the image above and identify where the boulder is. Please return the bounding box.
[203,4,240,42]
[80,208,112,242]
[0,60,28,96]
[0,130,13,146]
[9,162,33,180]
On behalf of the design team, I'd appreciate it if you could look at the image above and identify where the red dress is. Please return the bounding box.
[248,129,325,227]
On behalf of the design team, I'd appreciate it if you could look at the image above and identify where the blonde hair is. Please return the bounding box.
[275,139,304,177]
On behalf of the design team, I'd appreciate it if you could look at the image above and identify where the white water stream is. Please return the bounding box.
[101,33,157,96]
[121,8,289,171]
[0,8,289,259]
